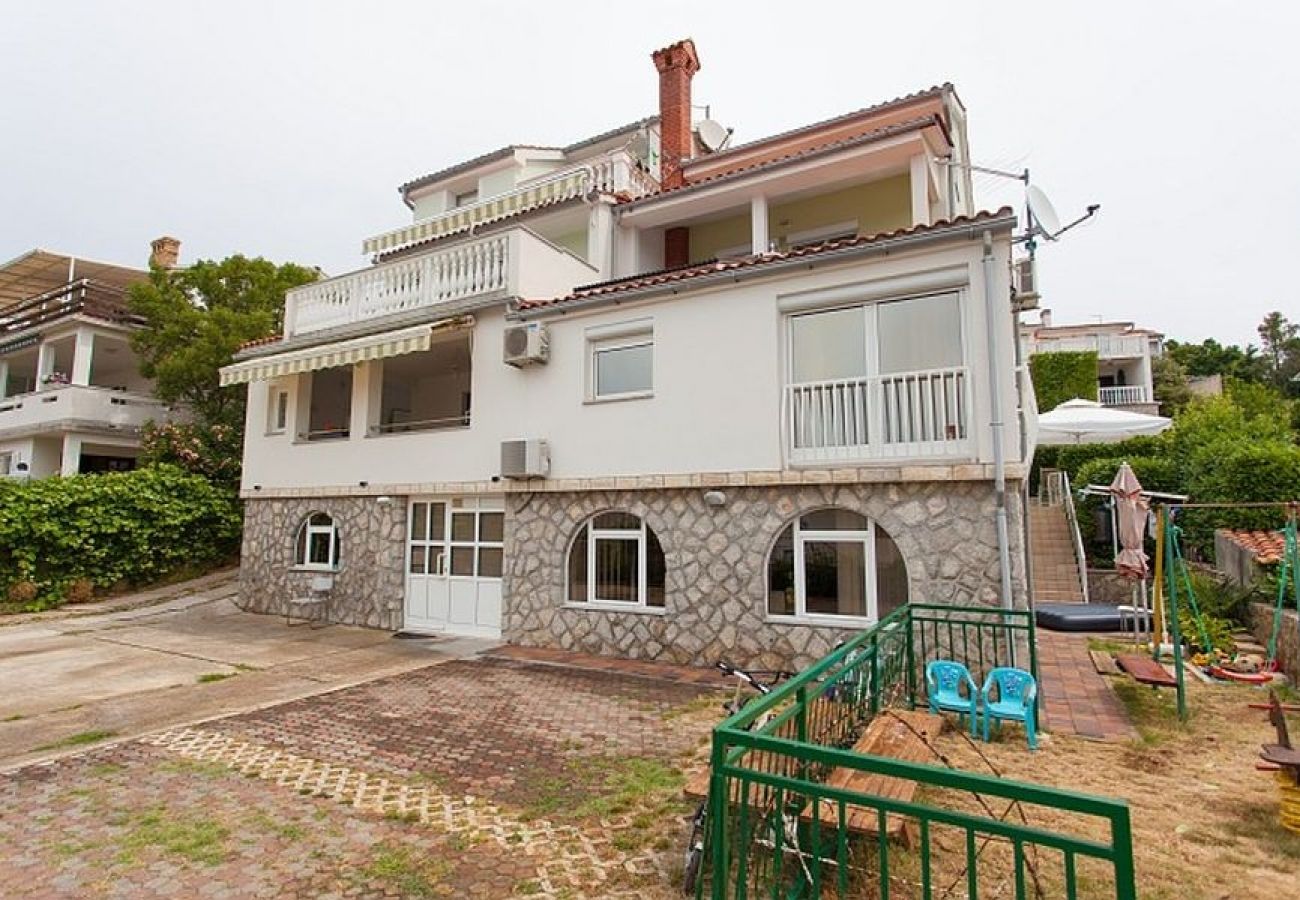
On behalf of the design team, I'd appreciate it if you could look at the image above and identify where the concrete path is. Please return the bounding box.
[0,573,494,770]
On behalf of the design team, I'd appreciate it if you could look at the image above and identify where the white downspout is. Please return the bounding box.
[982,230,1014,611]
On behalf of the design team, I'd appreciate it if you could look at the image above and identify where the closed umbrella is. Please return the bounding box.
[1110,462,1149,579]
[1037,398,1171,445]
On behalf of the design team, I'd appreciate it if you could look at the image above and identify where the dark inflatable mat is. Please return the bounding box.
[1035,603,1152,633]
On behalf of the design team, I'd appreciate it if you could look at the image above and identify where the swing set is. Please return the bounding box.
[1150,501,1300,720]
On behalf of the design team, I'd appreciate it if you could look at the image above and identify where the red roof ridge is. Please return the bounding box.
[237,333,282,352]
[1219,528,1287,565]
[516,207,1014,313]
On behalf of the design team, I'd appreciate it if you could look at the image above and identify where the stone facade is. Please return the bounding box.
[503,479,1027,670]
[1249,603,1300,682]
[238,496,407,630]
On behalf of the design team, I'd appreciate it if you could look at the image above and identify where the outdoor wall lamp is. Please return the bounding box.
[703,490,726,507]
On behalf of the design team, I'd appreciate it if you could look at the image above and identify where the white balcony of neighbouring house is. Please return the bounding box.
[284,227,599,339]
[362,150,658,258]
[1023,334,1148,359]
[0,385,175,436]
[1098,385,1150,407]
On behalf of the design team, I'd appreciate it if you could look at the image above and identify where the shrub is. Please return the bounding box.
[141,421,243,488]
[64,578,95,605]
[6,581,38,606]
[0,465,242,603]
[1030,351,1099,412]
[1074,456,1183,562]
[1179,442,1300,551]
[1054,436,1170,485]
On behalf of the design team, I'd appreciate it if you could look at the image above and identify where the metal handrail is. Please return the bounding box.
[1058,469,1091,603]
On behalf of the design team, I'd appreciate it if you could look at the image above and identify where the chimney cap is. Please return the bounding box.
[652,38,701,75]
[149,235,182,270]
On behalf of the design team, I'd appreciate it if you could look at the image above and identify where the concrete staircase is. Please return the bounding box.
[1029,503,1085,603]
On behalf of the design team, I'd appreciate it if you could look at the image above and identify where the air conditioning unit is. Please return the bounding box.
[503,322,549,367]
[501,439,550,479]
[1012,257,1040,311]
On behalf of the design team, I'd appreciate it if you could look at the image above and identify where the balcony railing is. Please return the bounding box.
[363,149,657,257]
[284,227,598,338]
[1098,384,1149,406]
[0,385,174,434]
[0,280,139,341]
[786,366,970,463]
[1024,334,1148,358]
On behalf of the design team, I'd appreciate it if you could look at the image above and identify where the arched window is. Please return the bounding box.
[767,508,907,622]
[295,512,340,571]
[567,512,665,608]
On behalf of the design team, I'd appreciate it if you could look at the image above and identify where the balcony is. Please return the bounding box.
[1024,334,1148,359]
[284,227,599,338]
[0,279,138,340]
[0,385,174,436]
[362,150,657,257]
[786,366,971,464]
[1098,385,1149,407]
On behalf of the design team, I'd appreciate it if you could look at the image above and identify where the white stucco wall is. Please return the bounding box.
[239,234,1020,493]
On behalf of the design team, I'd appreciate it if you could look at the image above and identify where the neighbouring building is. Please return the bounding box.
[0,239,183,478]
[1020,309,1164,414]
[222,40,1037,669]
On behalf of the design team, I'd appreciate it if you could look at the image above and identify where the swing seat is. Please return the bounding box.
[1115,654,1177,687]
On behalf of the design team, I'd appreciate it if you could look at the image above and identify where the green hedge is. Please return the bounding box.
[1180,443,1300,549]
[1030,350,1098,412]
[0,465,242,606]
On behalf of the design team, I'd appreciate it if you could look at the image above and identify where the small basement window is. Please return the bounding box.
[295,512,340,571]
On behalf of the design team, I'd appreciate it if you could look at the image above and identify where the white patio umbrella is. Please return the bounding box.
[1036,398,1172,445]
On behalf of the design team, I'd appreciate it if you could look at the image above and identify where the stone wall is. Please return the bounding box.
[238,496,407,629]
[1249,602,1300,682]
[503,480,1027,671]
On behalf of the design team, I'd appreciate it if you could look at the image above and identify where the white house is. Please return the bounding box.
[1020,310,1164,414]
[223,40,1036,668]
[0,239,182,478]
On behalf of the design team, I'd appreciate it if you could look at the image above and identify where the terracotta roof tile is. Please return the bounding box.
[237,333,283,352]
[1221,529,1288,565]
[517,207,1014,313]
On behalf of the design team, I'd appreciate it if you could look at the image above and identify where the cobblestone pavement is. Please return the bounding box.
[0,656,721,898]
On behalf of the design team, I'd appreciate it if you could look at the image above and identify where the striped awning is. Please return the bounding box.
[219,318,470,386]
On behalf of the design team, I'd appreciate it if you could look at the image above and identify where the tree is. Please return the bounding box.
[1165,337,1269,383]
[1151,353,1192,416]
[1256,311,1300,396]
[129,255,317,430]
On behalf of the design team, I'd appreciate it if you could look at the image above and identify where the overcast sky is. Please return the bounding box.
[2,1,1295,346]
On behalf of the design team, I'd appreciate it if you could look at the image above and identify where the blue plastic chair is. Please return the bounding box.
[925,660,978,735]
[980,667,1038,750]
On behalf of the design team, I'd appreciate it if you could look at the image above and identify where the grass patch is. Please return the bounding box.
[88,762,125,777]
[3,713,25,722]
[1222,798,1300,863]
[518,756,685,822]
[1110,680,1184,746]
[35,729,118,752]
[196,671,236,684]
[1086,636,1141,654]
[247,812,306,841]
[362,843,451,897]
[115,807,229,866]
[660,692,725,722]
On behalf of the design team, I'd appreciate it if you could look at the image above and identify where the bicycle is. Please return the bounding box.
[682,661,792,895]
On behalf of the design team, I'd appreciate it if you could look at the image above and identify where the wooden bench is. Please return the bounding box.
[1115,653,1177,687]
[683,708,945,844]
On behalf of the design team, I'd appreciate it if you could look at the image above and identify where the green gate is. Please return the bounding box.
[700,604,1137,899]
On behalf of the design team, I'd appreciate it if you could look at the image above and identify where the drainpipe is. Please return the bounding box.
[982,230,1014,612]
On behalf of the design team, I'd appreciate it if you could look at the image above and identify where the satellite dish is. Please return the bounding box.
[626,131,650,162]
[1026,184,1062,239]
[695,118,731,153]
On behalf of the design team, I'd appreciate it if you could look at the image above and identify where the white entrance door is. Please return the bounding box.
[404,497,504,637]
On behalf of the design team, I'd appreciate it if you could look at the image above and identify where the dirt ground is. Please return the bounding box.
[920,676,1300,900]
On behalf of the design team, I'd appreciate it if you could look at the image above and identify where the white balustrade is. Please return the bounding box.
[786,366,970,463]
[288,233,512,337]
[1098,385,1148,406]
[0,386,175,432]
[1026,334,1148,358]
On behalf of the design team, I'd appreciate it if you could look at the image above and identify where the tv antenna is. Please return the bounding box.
[935,160,1100,258]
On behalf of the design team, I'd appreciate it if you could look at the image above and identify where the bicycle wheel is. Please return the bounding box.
[682,800,706,895]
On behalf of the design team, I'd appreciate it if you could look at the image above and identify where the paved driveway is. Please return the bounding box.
[0,655,720,898]
[0,573,483,769]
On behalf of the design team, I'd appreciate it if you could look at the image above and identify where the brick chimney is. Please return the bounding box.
[652,38,700,191]
[149,235,181,269]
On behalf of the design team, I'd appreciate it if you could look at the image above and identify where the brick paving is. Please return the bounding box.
[0,657,722,898]
[1036,630,1137,741]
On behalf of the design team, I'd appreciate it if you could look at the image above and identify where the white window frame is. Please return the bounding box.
[566,513,663,612]
[783,219,859,250]
[267,386,289,435]
[585,320,654,403]
[294,513,340,572]
[0,452,11,475]
[768,514,882,626]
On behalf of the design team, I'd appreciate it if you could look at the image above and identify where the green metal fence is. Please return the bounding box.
[699,604,1137,900]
